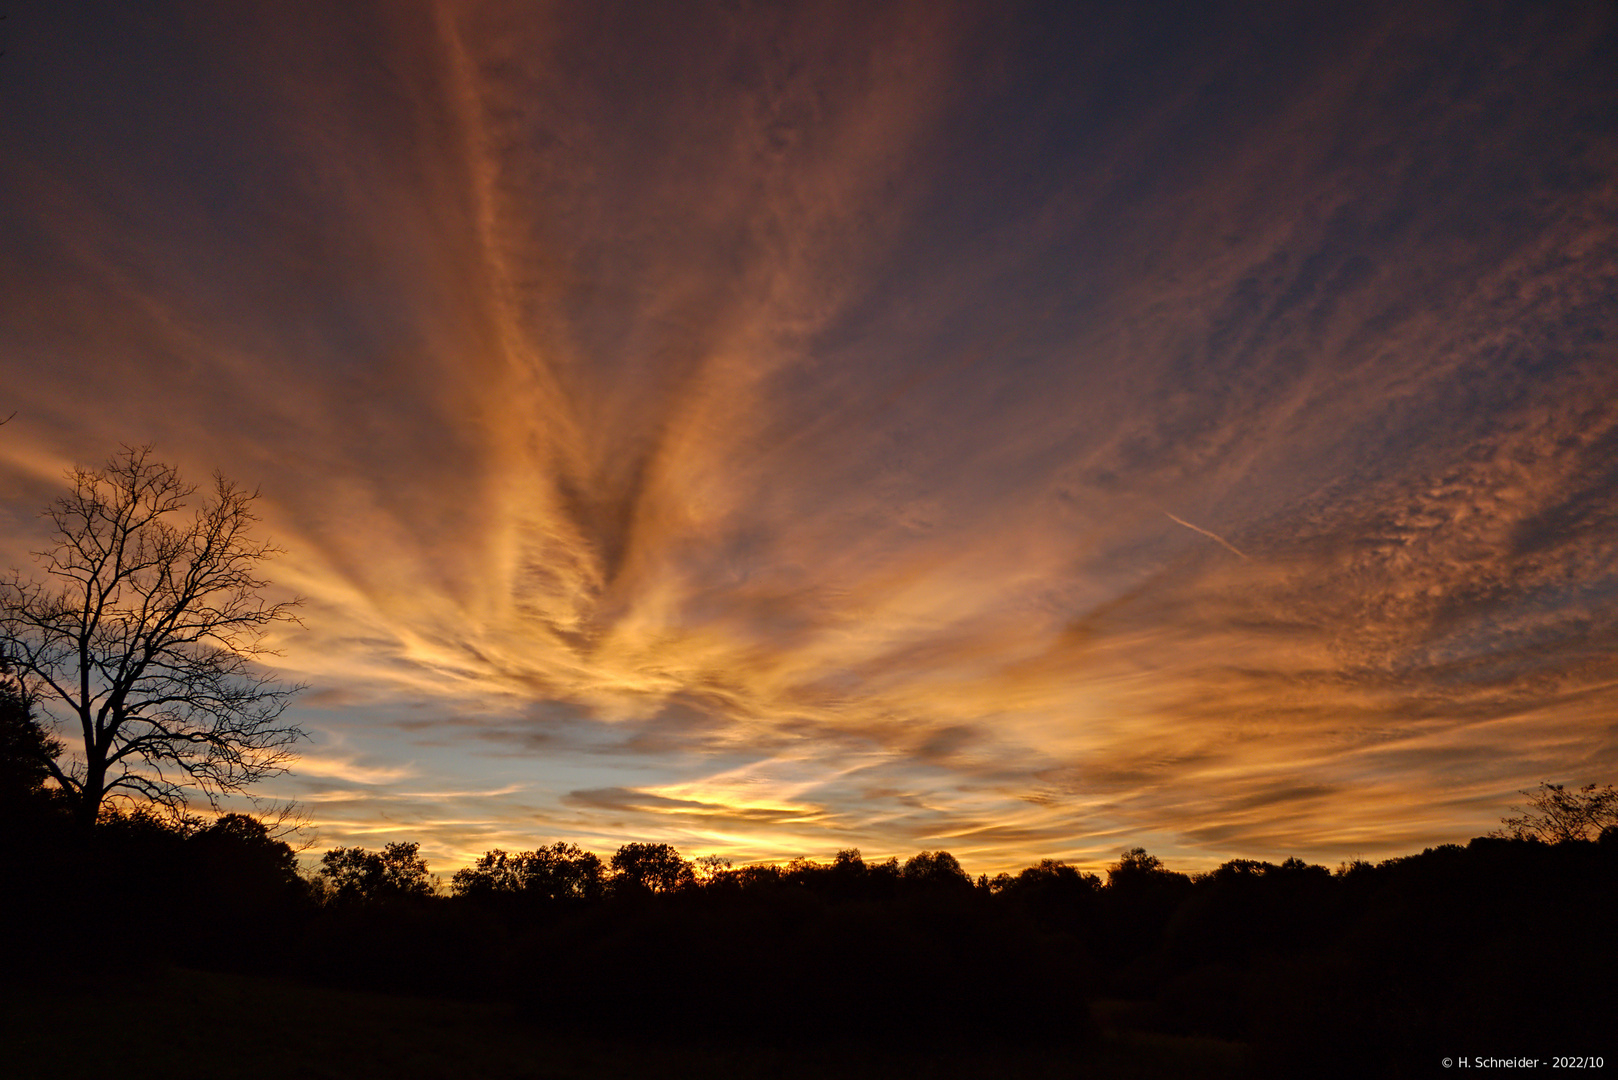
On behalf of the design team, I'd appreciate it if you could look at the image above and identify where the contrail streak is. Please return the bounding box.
[1164,511,1249,560]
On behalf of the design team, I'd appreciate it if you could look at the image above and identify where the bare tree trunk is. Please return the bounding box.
[0,447,306,823]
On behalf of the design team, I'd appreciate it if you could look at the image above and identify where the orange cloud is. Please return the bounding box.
[1,2,1615,876]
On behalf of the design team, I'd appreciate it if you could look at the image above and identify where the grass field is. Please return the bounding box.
[0,967,1249,1079]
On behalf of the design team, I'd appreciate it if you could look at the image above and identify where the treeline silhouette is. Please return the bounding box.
[4,767,1614,1074]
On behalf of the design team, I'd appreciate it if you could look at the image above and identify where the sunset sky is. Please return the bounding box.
[2,1,1615,875]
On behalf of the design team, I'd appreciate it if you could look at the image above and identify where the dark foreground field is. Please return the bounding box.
[5,798,1614,1079]
[2,967,1247,1080]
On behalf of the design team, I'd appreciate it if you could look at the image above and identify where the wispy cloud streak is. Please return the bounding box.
[1,1,1615,872]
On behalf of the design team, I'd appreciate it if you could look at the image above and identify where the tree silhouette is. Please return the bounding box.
[992,857,1102,899]
[610,842,693,895]
[0,447,304,827]
[193,812,300,888]
[450,848,525,899]
[515,841,603,900]
[900,849,973,889]
[1497,781,1618,843]
[692,853,732,886]
[184,812,308,948]
[317,842,434,903]
[1107,846,1166,884]
[451,842,604,903]
[0,672,60,807]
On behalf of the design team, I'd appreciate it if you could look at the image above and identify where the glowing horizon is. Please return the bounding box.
[2,1,1615,876]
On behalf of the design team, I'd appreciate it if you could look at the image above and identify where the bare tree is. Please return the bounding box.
[0,446,304,826]
[1496,782,1618,843]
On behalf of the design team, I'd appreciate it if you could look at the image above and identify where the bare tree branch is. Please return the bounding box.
[1495,782,1618,843]
[0,446,307,826]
